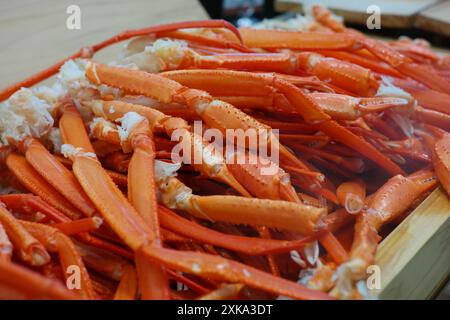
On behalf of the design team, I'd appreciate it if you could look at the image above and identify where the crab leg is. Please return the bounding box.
[53,217,103,236]
[22,221,96,300]
[20,137,97,217]
[0,194,70,223]
[117,113,170,299]
[336,180,366,214]
[0,204,50,267]
[332,168,437,298]
[140,244,332,300]
[114,265,138,300]
[88,100,251,197]
[159,69,403,175]
[85,63,323,175]
[159,205,316,255]
[0,20,242,101]
[0,222,13,261]
[0,260,77,299]
[155,161,326,235]
[5,154,84,220]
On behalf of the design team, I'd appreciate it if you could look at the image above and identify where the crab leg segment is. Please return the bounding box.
[21,137,97,217]
[155,162,326,235]
[22,221,96,300]
[5,153,83,220]
[336,180,366,214]
[158,206,315,255]
[239,28,357,51]
[119,113,170,300]
[140,245,332,300]
[0,260,76,299]
[0,203,50,266]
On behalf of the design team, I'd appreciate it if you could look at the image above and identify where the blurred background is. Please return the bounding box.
[200,0,449,46]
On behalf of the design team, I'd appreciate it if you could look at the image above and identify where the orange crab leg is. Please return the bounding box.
[59,100,96,153]
[410,89,450,115]
[0,20,242,101]
[53,217,103,236]
[0,222,12,261]
[415,106,450,132]
[5,153,83,220]
[159,69,403,175]
[140,245,332,300]
[0,260,77,299]
[114,265,138,300]
[317,50,402,77]
[0,203,50,266]
[21,137,97,217]
[181,195,326,235]
[158,206,316,255]
[0,194,70,223]
[125,120,170,300]
[158,30,253,53]
[336,180,366,214]
[239,28,357,51]
[22,221,96,300]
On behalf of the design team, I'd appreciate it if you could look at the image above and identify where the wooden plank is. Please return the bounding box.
[275,0,441,28]
[0,0,208,87]
[370,188,450,299]
[415,0,450,37]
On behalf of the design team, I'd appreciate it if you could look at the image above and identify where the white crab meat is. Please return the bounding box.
[0,88,54,144]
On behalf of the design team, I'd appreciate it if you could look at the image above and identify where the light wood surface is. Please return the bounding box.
[275,0,443,28]
[372,188,450,299]
[0,0,208,89]
[415,0,450,37]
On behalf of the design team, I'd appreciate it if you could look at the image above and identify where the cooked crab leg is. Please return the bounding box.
[5,153,83,220]
[0,204,50,267]
[117,112,170,299]
[140,244,332,300]
[20,137,97,217]
[59,106,173,298]
[159,69,403,175]
[22,221,96,299]
[163,69,407,120]
[155,160,326,235]
[88,100,250,197]
[0,222,12,261]
[84,63,323,177]
[0,260,77,300]
[114,265,138,300]
[420,126,450,197]
[158,205,316,255]
[0,20,243,101]
[331,168,437,299]
[53,217,103,236]
[336,180,366,214]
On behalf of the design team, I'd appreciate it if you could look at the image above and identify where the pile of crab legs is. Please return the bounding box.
[0,5,449,300]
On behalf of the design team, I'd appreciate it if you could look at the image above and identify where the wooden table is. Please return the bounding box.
[0,0,208,88]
